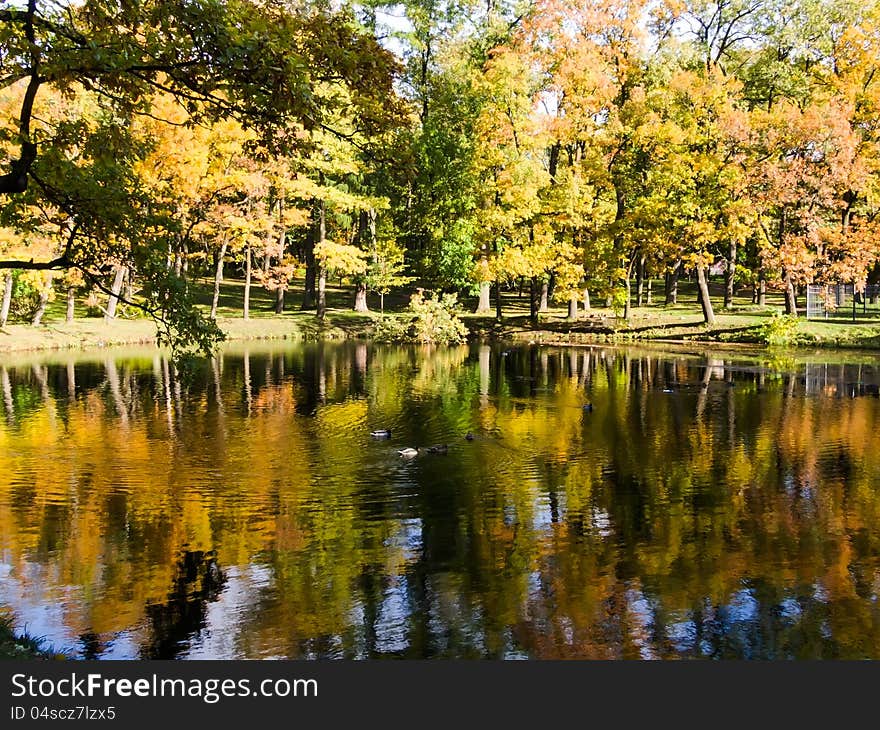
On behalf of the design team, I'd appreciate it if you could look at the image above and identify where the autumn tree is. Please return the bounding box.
[0,0,404,353]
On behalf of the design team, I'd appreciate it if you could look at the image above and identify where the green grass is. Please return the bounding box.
[4,273,880,353]
[0,612,66,660]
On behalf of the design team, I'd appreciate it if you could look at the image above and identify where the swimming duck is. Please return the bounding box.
[370,429,392,438]
[426,444,449,454]
[397,447,419,458]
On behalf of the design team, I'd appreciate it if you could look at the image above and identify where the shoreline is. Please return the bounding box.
[3,310,880,356]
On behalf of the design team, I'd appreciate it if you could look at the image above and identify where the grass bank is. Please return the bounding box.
[4,274,880,353]
[0,613,65,660]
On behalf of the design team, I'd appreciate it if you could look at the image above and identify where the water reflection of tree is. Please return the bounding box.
[141,551,225,659]
[2,345,880,657]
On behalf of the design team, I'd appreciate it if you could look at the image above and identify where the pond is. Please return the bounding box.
[1,340,880,659]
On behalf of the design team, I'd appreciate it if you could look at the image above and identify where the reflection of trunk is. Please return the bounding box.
[475,279,491,314]
[1,367,13,423]
[695,360,713,419]
[317,200,326,321]
[354,282,368,313]
[539,280,549,312]
[31,364,49,400]
[211,356,224,416]
[317,345,327,402]
[162,357,175,430]
[696,264,715,325]
[724,240,736,308]
[243,243,251,321]
[0,273,12,327]
[31,286,49,325]
[105,266,126,322]
[105,358,129,424]
[67,360,76,399]
[66,287,75,322]
[567,294,578,320]
[784,273,797,315]
[355,343,367,377]
[479,344,490,401]
[243,349,252,414]
[210,241,227,320]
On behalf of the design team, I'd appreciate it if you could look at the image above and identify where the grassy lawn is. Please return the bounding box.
[2,273,880,352]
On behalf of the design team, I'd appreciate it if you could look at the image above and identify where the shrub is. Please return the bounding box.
[756,312,800,346]
[372,314,409,342]
[9,271,53,321]
[373,290,469,345]
[408,290,469,344]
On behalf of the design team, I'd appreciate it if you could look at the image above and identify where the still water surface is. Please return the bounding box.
[2,341,880,659]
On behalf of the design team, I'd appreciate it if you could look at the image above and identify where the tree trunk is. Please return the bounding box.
[275,286,284,315]
[124,267,134,302]
[31,286,50,326]
[539,280,549,312]
[758,277,766,306]
[66,286,75,322]
[494,280,503,321]
[623,274,631,320]
[354,282,369,312]
[475,279,491,314]
[302,211,317,310]
[529,277,539,325]
[0,273,13,327]
[665,260,680,305]
[317,200,326,321]
[696,264,715,325]
[636,254,645,307]
[105,265,126,322]
[210,240,228,320]
[567,294,578,320]
[302,258,316,310]
[243,243,251,320]
[724,241,736,308]
[583,287,591,313]
[646,276,652,305]
[784,273,797,315]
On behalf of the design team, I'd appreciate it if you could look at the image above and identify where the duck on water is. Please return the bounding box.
[398,445,449,457]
